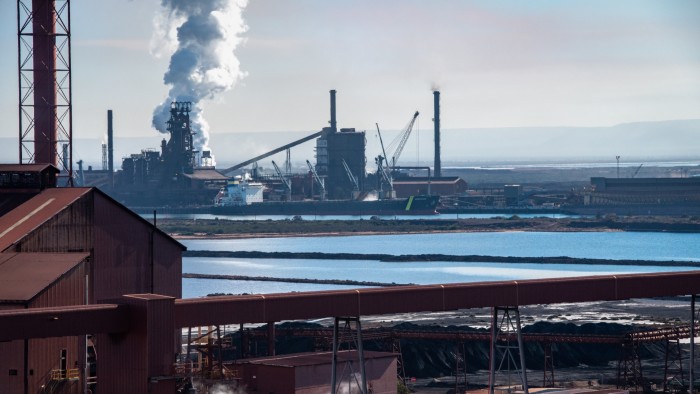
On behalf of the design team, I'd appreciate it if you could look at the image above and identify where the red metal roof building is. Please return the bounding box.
[0,164,184,393]
[230,350,397,394]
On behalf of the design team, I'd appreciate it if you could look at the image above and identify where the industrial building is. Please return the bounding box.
[0,163,183,393]
[392,176,467,198]
[230,350,397,394]
[113,103,228,206]
[586,177,700,205]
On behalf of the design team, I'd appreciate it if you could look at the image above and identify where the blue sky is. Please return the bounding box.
[0,1,698,146]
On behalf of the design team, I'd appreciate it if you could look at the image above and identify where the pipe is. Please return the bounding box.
[330,89,337,133]
[433,91,441,178]
[108,110,114,189]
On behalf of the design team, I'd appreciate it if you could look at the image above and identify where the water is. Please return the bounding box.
[182,232,700,261]
[181,232,700,298]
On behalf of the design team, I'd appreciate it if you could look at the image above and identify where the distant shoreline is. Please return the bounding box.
[162,216,700,240]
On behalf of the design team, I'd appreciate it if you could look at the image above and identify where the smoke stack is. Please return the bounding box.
[33,0,58,166]
[329,89,337,133]
[108,110,114,189]
[433,90,441,178]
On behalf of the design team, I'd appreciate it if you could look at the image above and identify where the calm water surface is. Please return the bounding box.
[182,232,700,261]
[181,232,700,298]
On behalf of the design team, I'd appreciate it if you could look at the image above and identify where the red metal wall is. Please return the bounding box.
[0,260,88,394]
[93,192,182,301]
[233,354,397,394]
[27,260,89,394]
[0,305,23,393]
[13,193,93,254]
[14,190,182,302]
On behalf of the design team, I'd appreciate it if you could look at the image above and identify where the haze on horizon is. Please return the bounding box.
[0,1,698,166]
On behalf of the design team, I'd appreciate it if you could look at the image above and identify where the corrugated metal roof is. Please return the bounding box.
[183,169,229,181]
[0,187,185,252]
[0,164,59,173]
[0,187,91,252]
[238,350,394,367]
[0,252,89,302]
[0,193,35,217]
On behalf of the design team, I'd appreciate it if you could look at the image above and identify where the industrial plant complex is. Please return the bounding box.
[2,1,700,394]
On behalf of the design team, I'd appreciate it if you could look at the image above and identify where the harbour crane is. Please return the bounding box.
[341,158,360,199]
[306,160,326,201]
[271,160,292,201]
[631,163,644,178]
[386,111,420,168]
[374,123,394,199]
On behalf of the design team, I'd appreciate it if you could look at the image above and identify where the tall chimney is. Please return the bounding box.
[329,89,337,133]
[433,90,441,178]
[108,110,114,189]
[32,0,58,166]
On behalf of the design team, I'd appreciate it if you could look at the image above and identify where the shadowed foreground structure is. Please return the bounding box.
[1,270,700,393]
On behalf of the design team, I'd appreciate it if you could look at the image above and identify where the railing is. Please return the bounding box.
[49,368,80,381]
[172,362,239,379]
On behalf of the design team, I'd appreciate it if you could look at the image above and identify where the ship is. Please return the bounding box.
[212,176,439,215]
[211,194,440,216]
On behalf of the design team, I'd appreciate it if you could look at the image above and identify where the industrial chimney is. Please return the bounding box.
[433,90,441,178]
[32,0,58,167]
[108,110,114,189]
[329,89,337,133]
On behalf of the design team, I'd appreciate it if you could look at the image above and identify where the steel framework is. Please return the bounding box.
[331,317,368,394]
[17,0,73,184]
[542,342,555,387]
[489,306,528,394]
[617,337,643,391]
[663,328,684,393]
[690,294,699,393]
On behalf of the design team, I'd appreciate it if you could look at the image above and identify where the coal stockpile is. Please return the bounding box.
[223,321,666,379]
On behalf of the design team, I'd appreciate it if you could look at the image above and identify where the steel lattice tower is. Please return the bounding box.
[17,0,73,184]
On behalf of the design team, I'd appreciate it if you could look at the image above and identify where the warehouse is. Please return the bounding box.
[0,163,184,393]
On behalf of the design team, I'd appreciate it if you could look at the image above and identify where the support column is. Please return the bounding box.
[331,316,368,394]
[691,295,698,393]
[331,317,339,394]
[663,328,684,393]
[488,306,529,394]
[267,322,276,356]
[97,294,176,394]
[543,342,554,387]
[617,336,643,391]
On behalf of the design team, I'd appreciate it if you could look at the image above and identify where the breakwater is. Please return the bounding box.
[183,250,700,267]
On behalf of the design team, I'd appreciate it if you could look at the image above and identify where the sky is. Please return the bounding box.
[0,0,699,165]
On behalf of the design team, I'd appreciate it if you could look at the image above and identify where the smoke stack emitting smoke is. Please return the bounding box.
[151,0,249,163]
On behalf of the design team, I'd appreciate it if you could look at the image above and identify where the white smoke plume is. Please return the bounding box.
[151,0,249,160]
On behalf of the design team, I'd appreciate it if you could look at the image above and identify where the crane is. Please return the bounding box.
[631,163,644,178]
[386,111,419,168]
[306,160,326,201]
[374,123,394,199]
[271,160,291,201]
[341,158,360,199]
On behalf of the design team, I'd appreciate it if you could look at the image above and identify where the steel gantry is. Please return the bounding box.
[17,0,73,183]
[489,306,528,394]
[331,316,368,394]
